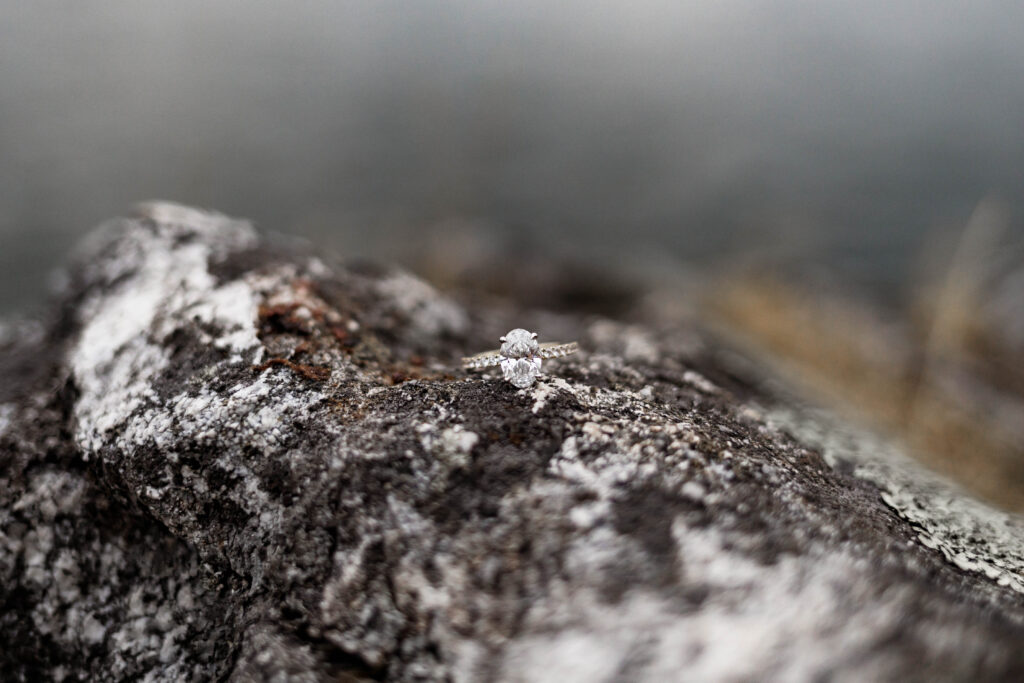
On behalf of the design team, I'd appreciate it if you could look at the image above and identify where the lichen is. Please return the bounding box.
[772,406,1024,595]
[3,202,1024,681]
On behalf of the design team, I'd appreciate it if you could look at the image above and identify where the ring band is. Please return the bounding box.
[462,341,578,369]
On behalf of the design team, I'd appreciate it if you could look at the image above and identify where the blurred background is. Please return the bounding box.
[1,2,1023,507]
[3,2,1023,309]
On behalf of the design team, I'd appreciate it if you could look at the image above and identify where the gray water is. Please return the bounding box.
[2,2,1023,312]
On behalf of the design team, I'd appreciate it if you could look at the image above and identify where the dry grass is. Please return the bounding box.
[706,241,1024,511]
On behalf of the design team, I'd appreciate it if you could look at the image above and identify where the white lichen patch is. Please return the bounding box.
[70,207,265,455]
[0,402,13,437]
[682,369,719,394]
[771,406,1024,595]
[62,204,361,577]
[530,377,573,414]
[505,518,1010,683]
[183,277,263,358]
[440,426,479,458]
[588,320,659,364]
[13,469,88,522]
[152,373,321,457]
[375,271,469,337]
[417,423,479,470]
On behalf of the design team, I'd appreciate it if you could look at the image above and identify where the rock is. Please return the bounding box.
[2,202,1024,682]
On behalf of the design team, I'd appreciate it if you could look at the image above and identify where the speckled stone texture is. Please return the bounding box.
[2,203,1024,682]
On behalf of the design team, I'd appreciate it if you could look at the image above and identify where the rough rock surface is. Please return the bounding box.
[2,203,1024,682]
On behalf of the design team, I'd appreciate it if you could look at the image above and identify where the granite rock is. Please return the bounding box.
[2,203,1023,682]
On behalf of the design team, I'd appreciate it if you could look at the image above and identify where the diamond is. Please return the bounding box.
[501,356,542,388]
[500,328,539,358]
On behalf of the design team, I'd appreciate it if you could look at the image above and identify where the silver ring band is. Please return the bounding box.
[462,341,578,369]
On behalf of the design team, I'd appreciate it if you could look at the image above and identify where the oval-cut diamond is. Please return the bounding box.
[500,328,539,358]
[501,356,542,388]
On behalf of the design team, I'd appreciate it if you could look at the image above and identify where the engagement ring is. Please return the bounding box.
[463,328,578,388]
